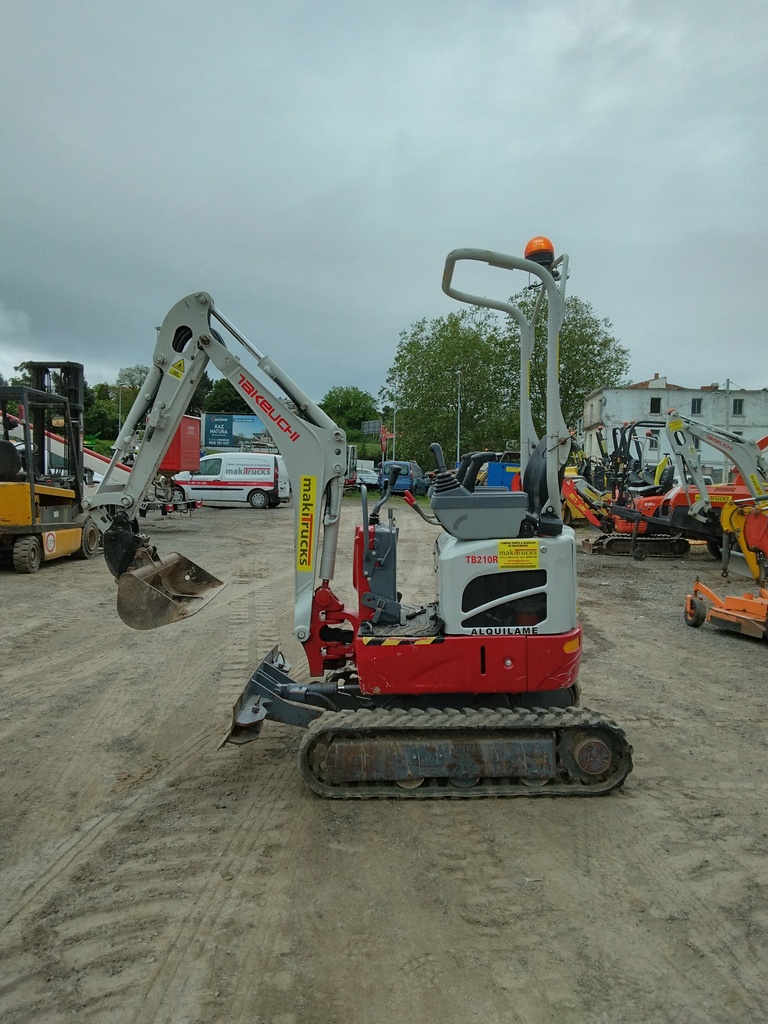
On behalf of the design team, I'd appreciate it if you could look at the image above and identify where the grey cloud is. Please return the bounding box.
[1,0,765,398]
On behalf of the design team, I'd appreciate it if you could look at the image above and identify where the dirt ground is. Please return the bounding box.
[0,502,766,1024]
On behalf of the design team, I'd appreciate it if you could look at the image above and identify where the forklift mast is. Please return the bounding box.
[26,362,85,487]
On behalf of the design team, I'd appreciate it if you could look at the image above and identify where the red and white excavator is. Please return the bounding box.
[83,239,632,798]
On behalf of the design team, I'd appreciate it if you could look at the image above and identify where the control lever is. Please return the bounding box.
[455,453,473,485]
[367,464,402,540]
[463,451,496,492]
[430,443,447,473]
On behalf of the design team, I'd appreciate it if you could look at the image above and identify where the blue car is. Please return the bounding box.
[377,460,427,495]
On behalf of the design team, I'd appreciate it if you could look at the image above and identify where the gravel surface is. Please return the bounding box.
[0,504,765,1024]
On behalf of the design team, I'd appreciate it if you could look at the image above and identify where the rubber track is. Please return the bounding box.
[298,705,633,799]
[586,534,690,557]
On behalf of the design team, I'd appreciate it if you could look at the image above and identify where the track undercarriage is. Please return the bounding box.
[299,704,633,799]
[221,648,633,799]
[583,533,690,558]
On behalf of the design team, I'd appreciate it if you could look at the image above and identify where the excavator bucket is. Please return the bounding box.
[116,552,225,630]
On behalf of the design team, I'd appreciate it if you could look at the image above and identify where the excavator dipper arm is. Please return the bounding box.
[666,411,768,580]
[83,292,347,635]
[666,412,768,508]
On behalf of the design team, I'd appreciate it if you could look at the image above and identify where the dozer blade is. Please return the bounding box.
[116,552,225,630]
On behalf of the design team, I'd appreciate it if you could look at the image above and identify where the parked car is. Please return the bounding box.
[377,460,428,495]
[355,468,379,491]
[172,452,290,508]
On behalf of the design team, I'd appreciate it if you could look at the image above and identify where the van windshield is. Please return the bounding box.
[193,458,222,476]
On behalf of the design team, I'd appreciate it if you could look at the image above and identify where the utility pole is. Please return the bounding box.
[456,370,461,466]
[392,400,397,461]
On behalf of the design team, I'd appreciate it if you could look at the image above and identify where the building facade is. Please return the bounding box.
[579,375,768,483]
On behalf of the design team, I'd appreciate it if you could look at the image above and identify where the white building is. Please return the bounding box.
[580,375,768,483]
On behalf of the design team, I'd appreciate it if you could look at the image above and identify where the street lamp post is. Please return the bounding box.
[456,370,461,466]
[392,400,397,461]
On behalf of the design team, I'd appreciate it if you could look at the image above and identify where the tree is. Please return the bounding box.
[116,365,150,389]
[319,386,379,442]
[84,399,119,440]
[10,363,34,386]
[383,308,517,469]
[90,382,113,403]
[82,382,119,438]
[204,378,252,414]
[384,294,631,469]
[505,291,631,436]
[187,370,213,415]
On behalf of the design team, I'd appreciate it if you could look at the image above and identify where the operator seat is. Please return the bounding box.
[631,461,675,497]
[0,440,23,481]
[521,440,564,537]
[657,462,675,491]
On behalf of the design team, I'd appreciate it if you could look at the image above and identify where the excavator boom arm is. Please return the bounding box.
[666,411,768,507]
[83,292,347,637]
[666,410,768,583]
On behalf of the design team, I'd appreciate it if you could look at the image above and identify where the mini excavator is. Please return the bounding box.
[666,413,768,639]
[582,416,767,561]
[83,240,633,798]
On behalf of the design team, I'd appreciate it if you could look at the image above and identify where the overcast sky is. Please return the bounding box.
[1,1,766,405]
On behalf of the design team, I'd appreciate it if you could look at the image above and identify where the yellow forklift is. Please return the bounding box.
[0,362,101,573]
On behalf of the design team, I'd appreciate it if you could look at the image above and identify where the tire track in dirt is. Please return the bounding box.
[112,514,317,1023]
[0,724,213,930]
[123,758,306,1024]
[391,801,592,1021]
[0,533,244,1020]
[534,792,767,1020]
[0,733,307,1023]
[600,799,767,1016]
[0,597,229,880]
[391,784,766,1023]
[570,556,768,1018]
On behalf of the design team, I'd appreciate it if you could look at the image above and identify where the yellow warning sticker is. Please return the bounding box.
[498,539,540,569]
[668,417,684,432]
[169,359,185,380]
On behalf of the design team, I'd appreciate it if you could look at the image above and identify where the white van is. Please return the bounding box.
[172,452,290,509]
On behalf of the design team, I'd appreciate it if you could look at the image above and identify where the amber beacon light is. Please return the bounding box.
[524,236,555,268]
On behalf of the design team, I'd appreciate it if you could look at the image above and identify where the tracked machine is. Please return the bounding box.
[666,413,768,639]
[582,416,766,561]
[580,420,692,558]
[84,239,633,798]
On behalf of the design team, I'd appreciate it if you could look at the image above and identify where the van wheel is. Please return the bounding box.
[13,535,43,574]
[172,485,186,503]
[248,489,268,509]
